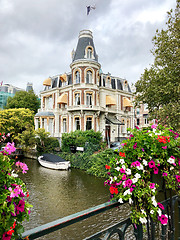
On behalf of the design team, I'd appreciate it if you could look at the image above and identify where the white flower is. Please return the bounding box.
[129,198,133,204]
[167,157,175,164]
[134,173,141,179]
[137,164,144,170]
[11,170,18,178]
[142,160,148,166]
[139,217,147,224]
[126,168,131,175]
[115,166,120,171]
[141,209,146,215]
[122,165,126,170]
[152,188,156,193]
[157,209,162,216]
[120,159,125,164]
[110,177,113,184]
[132,178,138,183]
[123,189,132,196]
[114,176,117,181]
[150,210,154,215]
[170,166,174,170]
[118,198,123,203]
[151,196,157,207]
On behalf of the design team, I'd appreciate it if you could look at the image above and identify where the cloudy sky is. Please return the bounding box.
[0,0,177,95]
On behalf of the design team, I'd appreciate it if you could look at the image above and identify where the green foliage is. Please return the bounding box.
[6,90,40,113]
[61,130,102,152]
[0,108,34,144]
[35,128,59,154]
[59,148,115,177]
[17,129,36,151]
[135,1,180,130]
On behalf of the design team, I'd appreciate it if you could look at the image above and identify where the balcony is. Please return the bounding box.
[67,105,102,112]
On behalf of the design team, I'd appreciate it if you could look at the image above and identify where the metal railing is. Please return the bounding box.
[18,195,179,240]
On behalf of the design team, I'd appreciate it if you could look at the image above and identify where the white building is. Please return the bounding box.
[35,30,134,143]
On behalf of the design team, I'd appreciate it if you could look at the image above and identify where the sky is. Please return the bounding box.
[0,0,177,95]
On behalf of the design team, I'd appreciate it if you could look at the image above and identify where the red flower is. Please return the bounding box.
[119,152,125,157]
[27,191,29,198]
[105,165,111,170]
[109,186,118,194]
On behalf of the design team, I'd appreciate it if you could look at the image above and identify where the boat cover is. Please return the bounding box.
[41,153,67,163]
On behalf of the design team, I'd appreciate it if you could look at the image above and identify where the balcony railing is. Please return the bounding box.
[18,195,179,240]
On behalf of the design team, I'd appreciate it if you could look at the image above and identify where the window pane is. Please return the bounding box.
[86,117,92,130]
[75,117,80,130]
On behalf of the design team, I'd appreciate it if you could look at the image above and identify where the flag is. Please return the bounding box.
[87,5,96,15]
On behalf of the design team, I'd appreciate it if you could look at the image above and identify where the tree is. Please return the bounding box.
[0,108,34,143]
[135,1,180,130]
[6,90,40,113]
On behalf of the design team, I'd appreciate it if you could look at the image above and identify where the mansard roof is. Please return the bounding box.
[72,30,98,62]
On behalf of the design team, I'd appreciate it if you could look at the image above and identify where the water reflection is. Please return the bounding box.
[20,158,131,239]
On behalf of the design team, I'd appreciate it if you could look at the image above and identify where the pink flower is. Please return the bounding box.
[16,200,25,214]
[176,175,180,182]
[124,179,132,188]
[141,148,145,152]
[159,214,168,225]
[133,143,137,149]
[135,126,139,129]
[4,142,16,154]
[158,202,164,210]
[16,161,29,173]
[162,146,167,149]
[149,183,155,189]
[122,174,127,180]
[153,167,159,174]
[151,124,158,129]
[162,172,168,177]
[120,168,126,173]
[148,160,155,168]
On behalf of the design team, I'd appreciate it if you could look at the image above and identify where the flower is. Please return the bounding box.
[153,167,159,174]
[151,124,158,129]
[105,165,111,170]
[4,142,16,155]
[149,183,155,189]
[139,217,147,224]
[119,152,125,157]
[148,160,155,168]
[118,198,123,203]
[159,214,168,225]
[135,126,139,129]
[162,146,167,149]
[162,172,168,177]
[158,202,164,210]
[176,175,180,182]
[167,156,175,164]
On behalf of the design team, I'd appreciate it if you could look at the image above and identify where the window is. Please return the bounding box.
[75,117,80,130]
[137,118,140,125]
[107,77,111,88]
[145,118,149,124]
[41,118,44,128]
[86,93,92,106]
[136,108,140,115]
[87,47,92,59]
[144,104,148,111]
[47,96,53,109]
[75,93,80,105]
[75,71,80,84]
[63,118,67,132]
[86,117,92,130]
[86,70,92,84]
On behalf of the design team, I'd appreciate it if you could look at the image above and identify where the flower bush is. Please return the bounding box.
[105,124,180,228]
[0,134,32,240]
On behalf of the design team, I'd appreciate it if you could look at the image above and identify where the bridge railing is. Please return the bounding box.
[18,195,179,240]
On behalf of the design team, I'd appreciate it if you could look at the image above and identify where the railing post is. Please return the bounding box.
[133,224,143,240]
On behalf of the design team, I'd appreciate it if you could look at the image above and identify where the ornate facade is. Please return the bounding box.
[35,30,134,143]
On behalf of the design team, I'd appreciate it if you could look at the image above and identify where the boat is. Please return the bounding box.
[38,153,71,170]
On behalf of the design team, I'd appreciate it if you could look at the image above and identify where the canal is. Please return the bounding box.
[20,158,132,240]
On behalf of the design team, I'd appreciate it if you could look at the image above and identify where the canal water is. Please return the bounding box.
[20,158,133,240]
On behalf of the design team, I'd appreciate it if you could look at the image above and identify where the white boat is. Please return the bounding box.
[38,153,71,170]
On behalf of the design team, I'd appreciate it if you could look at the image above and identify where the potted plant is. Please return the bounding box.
[0,133,32,240]
[105,124,179,230]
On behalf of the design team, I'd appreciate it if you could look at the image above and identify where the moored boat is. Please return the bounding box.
[38,153,70,170]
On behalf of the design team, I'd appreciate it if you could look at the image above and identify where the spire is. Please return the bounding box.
[72,30,98,62]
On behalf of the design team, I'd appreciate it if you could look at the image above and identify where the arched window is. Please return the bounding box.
[75,71,80,84]
[86,70,92,84]
[87,47,92,59]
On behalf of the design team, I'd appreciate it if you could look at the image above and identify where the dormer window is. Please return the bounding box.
[87,47,92,59]
[84,46,95,59]
[124,80,128,91]
[75,71,80,84]
[86,70,92,84]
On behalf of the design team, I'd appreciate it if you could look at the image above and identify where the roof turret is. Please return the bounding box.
[72,30,98,62]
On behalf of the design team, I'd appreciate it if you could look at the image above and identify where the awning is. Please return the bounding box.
[106,95,116,105]
[57,93,68,104]
[35,111,54,117]
[105,116,124,125]
[123,97,133,107]
[60,74,67,82]
[43,78,51,86]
